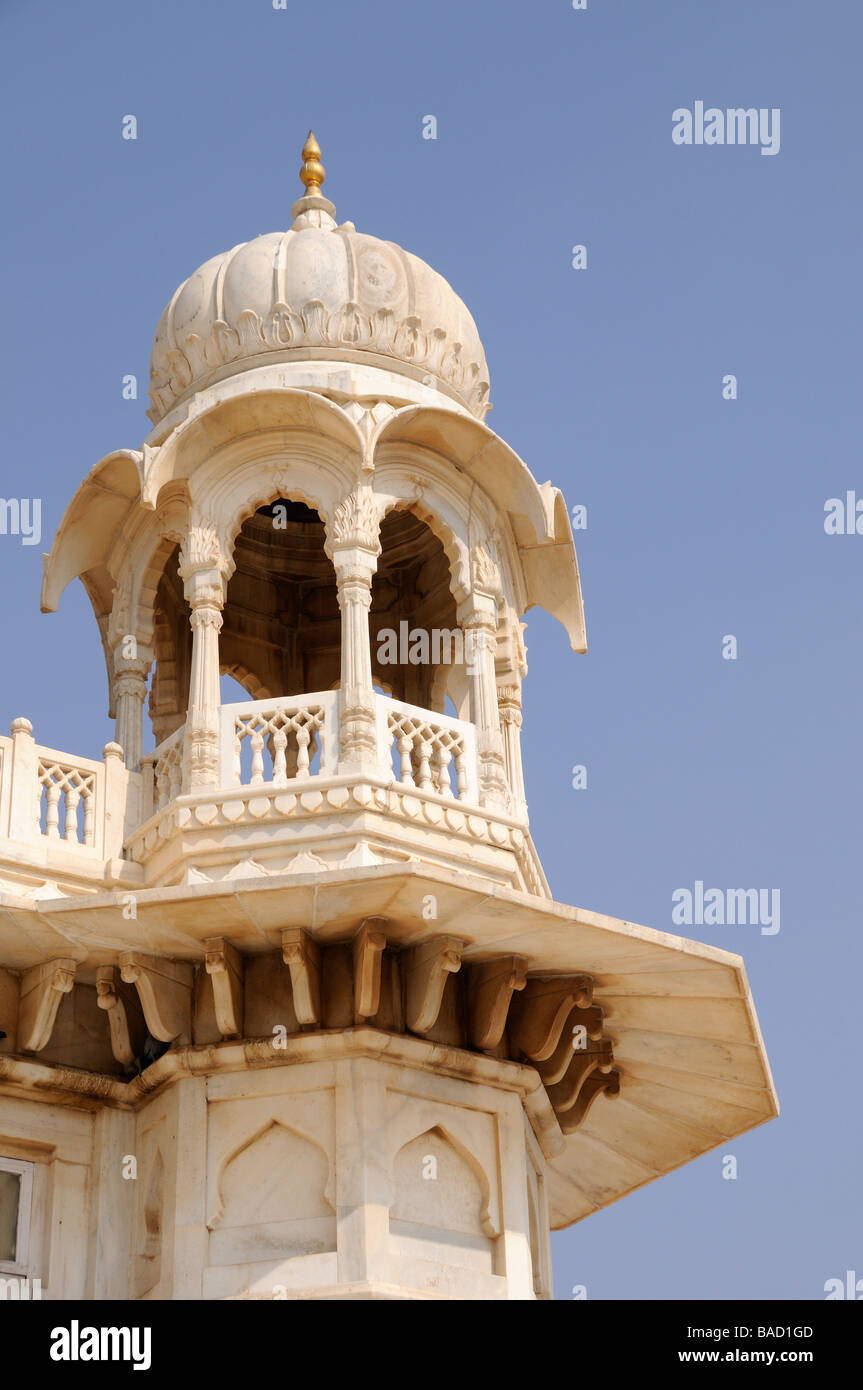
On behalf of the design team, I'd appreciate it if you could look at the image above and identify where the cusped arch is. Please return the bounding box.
[130,529,185,649]
[373,473,474,607]
[387,1114,498,1238]
[373,406,586,652]
[141,388,365,512]
[187,442,357,570]
[211,1117,334,1230]
[104,487,189,647]
[371,405,551,549]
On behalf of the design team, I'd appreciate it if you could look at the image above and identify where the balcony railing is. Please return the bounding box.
[142,723,184,812]
[383,698,477,802]
[220,690,339,788]
[0,692,491,878]
[0,719,131,864]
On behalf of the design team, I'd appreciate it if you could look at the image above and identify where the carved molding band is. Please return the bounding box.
[149,300,491,424]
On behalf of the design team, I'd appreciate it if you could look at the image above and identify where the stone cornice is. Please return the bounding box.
[0,1029,564,1157]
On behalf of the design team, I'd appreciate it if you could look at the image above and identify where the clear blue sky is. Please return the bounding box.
[0,0,859,1299]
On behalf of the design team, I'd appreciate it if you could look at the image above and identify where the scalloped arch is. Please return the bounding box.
[372,464,475,605]
[188,439,356,567]
[141,388,365,512]
[387,1115,498,1238]
[124,502,189,648]
[370,405,550,549]
[211,1117,334,1230]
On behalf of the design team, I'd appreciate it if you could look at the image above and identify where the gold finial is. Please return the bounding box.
[299,131,325,196]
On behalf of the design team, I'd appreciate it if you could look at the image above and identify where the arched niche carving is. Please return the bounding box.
[387,1114,498,1239]
[390,1124,497,1246]
[210,1118,335,1231]
[111,489,189,646]
[373,448,527,622]
[370,405,551,556]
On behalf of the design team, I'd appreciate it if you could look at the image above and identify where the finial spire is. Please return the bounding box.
[299,131,325,197]
[291,129,336,228]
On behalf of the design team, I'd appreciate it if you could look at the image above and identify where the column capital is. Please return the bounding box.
[498,684,523,724]
[114,670,148,703]
[178,519,232,605]
[326,487,382,559]
[332,548,379,585]
[112,645,153,679]
[457,590,499,629]
[189,603,224,631]
[470,540,502,599]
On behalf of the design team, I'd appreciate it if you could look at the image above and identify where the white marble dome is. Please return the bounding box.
[148,174,490,425]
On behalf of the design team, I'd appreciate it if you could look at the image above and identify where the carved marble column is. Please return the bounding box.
[328,489,381,771]
[179,524,229,791]
[498,683,526,819]
[113,649,152,772]
[458,548,507,808]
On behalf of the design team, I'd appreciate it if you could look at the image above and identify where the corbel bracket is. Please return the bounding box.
[18,958,77,1053]
[204,938,244,1038]
[510,975,593,1061]
[468,955,528,1050]
[404,936,465,1034]
[120,952,193,1045]
[353,918,388,1023]
[281,929,321,1026]
[557,1068,621,1135]
[96,964,135,1065]
[533,1003,607,1086]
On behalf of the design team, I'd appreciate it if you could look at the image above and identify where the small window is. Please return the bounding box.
[0,1159,34,1275]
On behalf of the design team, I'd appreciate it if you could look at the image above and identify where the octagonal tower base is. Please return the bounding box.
[102,1033,551,1301]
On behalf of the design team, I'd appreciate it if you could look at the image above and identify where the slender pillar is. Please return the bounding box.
[498,683,526,819]
[113,647,152,771]
[458,591,508,808]
[328,489,381,771]
[179,527,228,791]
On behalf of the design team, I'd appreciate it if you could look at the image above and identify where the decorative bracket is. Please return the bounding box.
[281,929,321,1026]
[468,956,528,1050]
[557,1068,621,1135]
[533,1003,606,1086]
[204,938,244,1038]
[544,1038,615,1110]
[119,953,193,1045]
[353,918,387,1023]
[510,975,593,1061]
[404,936,465,1035]
[95,964,135,1066]
[18,958,77,1053]
[510,975,620,1134]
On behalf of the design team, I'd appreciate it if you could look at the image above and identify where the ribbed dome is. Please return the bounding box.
[148,140,490,425]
